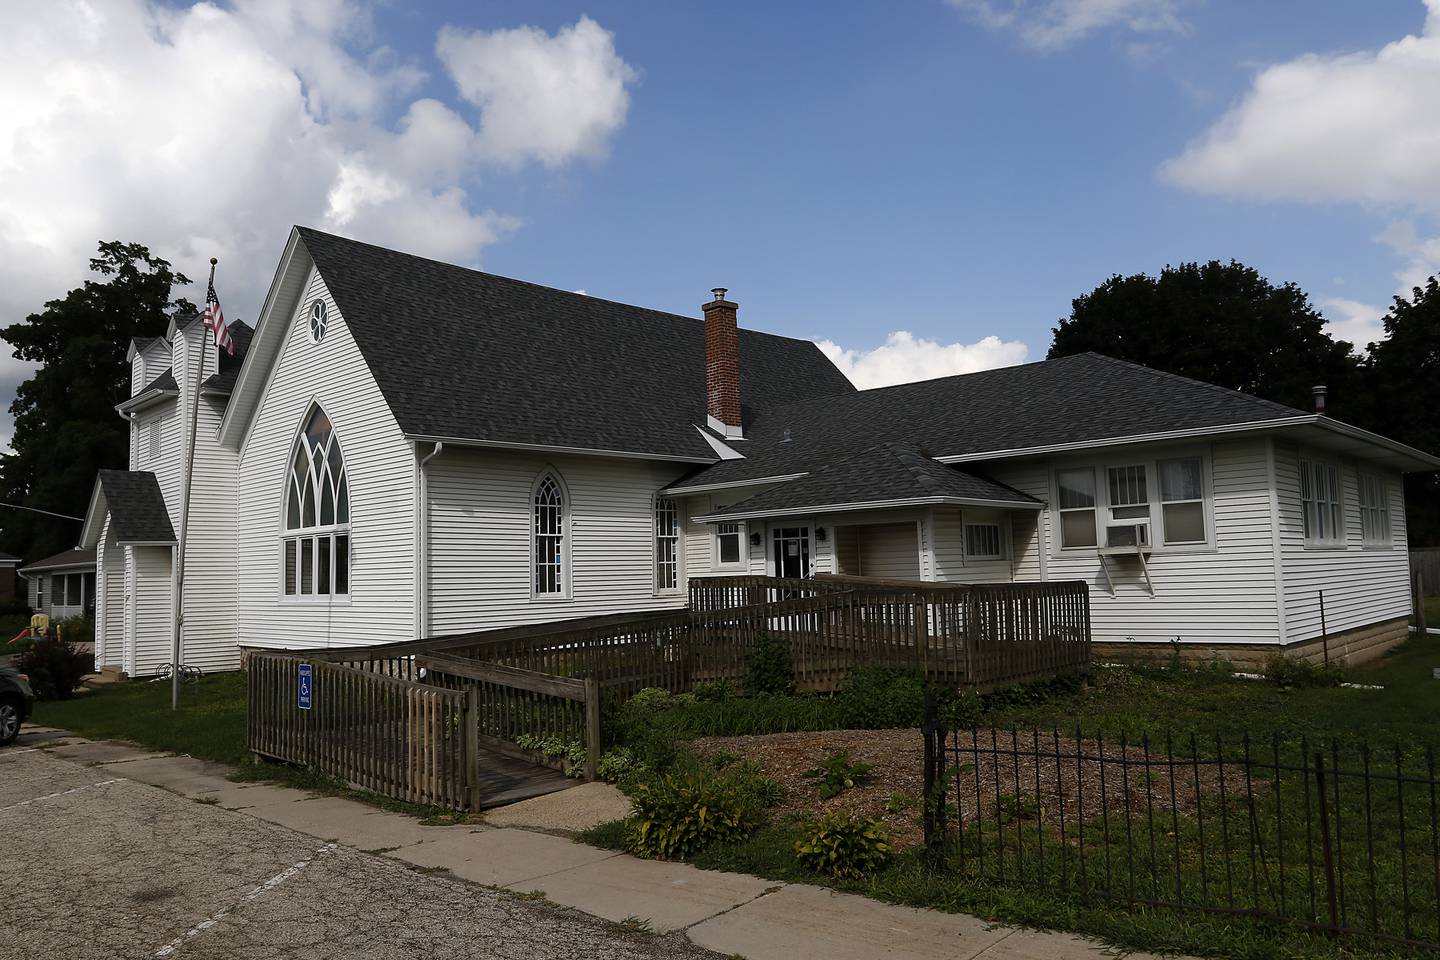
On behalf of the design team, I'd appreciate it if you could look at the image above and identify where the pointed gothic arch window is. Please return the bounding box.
[283,404,350,597]
[532,471,568,597]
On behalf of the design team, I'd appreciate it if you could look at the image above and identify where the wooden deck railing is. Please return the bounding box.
[246,575,1092,811]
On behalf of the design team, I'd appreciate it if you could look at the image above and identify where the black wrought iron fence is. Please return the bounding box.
[921,708,1440,951]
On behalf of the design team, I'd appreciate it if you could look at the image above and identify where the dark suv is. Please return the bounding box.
[0,667,34,746]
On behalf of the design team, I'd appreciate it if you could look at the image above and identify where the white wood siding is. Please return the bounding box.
[180,388,239,671]
[931,508,1020,583]
[985,440,1284,646]
[95,515,127,670]
[132,545,173,676]
[835,522,922,579]
[1274,440,1411,643]
[426,448,690,634]
[236,268,416,650]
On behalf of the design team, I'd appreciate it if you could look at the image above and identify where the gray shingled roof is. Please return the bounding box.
[202,320,255,395]
[140,367,178,396]
[296,228,856,461]
[675,353,1309,490]
[21,546,96,572]
[97,470,176,543]
[703,443,1041,518]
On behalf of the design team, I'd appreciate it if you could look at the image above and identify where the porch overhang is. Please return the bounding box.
[694,494,1045,523]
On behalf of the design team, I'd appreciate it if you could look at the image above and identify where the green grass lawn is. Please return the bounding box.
[982,632,1440,746]
[34,672,250,763]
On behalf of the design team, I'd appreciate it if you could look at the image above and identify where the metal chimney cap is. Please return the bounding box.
[710,287,728,301]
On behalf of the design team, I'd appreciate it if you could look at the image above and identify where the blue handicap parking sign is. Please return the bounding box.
[298,663,313,710]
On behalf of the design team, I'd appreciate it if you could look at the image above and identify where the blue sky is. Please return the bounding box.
[3,0,1438,409]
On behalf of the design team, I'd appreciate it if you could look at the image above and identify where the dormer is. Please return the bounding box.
[127,335,171,398]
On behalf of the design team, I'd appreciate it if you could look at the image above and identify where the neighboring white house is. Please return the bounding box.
[20,547,96,622]
[76,227,1439,677]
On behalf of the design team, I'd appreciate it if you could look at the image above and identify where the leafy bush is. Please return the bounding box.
[597,746,643,784]
[54,616,95,646]
[627,767,766,859]
[744,633,794,696]
[836,667,925,728]
[14,638,93,700]
[803,750,873,799]
[691,679,734,702]
[794,810,892,879]
[1263,654,1345,689]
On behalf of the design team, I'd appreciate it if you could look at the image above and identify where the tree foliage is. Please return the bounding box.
[1050,261,1440,545]
[1049,260,1362,419]
[0,242,192,561]
[1366,278,1440,545]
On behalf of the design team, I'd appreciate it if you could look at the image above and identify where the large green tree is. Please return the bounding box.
[0,242,192,561]
[1049,260,1362,419]
[1365,277,1440,545]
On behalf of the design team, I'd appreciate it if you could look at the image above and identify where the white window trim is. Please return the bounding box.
[1054,466,1099,551]
[530,468,572,601]
[1298,454,1345,549]
[961,510,1007,561]
[1050,448,1215,557]
[1357,469,1392,547]
[713,518,747,572]
[1156,456,1208,547]
[279,404,352,604]
[653,495,684,596]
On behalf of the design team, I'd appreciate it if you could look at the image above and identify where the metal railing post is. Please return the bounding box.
[1314,751,1341,936]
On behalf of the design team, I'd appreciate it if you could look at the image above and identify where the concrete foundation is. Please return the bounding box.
[1093,616,1411,671]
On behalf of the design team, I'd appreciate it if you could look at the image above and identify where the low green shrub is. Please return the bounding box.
[627,767,766,859]
[1262,654,1345,689]
[14,638,93,700]
[597,746,643,784]
[691,678,734,702]
[54,615,95,646]
[794,810,892,879]
[802,750,872,799]
[744,633,794,696]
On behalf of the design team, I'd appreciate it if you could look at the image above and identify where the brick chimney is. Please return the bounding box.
[703,288,742,437]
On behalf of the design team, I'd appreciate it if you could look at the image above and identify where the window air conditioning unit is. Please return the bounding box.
[1105,523,1150,549]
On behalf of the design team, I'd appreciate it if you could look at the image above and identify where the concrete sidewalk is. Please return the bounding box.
[18,726,1176,960]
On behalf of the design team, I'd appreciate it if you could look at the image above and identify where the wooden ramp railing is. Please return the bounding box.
[246,575,1092,812]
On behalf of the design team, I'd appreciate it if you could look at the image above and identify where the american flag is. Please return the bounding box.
[203,276,234,356]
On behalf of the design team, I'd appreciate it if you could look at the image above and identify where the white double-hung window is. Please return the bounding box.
[715,520,745,569]
[1105,465,1151,547]
[283,405,350,598]
[1158,458,1206,544]
[1358,473,1390,545]
[1299,458,1343,546]
[1056,468,1098,548]
[655,497,681,592]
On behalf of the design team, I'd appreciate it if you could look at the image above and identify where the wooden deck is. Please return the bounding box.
[475,745,577,808]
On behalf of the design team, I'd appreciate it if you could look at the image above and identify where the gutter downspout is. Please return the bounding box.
[415,441,444,639]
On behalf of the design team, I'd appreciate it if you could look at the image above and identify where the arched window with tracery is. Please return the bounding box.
[283,405,350,596]
[533,472,568,596]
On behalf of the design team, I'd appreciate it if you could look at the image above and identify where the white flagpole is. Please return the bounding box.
[173,257,216,711]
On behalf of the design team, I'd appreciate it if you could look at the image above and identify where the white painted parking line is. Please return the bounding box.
[0,778,125,812]
[0,747,40,758]
[152,843,338,958]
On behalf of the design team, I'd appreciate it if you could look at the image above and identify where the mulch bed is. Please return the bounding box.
[692,728,1254,852]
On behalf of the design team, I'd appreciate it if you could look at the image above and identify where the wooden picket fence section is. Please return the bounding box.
[247,652,474,810]
[246,575,1092,812]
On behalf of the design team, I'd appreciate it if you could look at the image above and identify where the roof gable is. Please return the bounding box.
[80,470,176,547]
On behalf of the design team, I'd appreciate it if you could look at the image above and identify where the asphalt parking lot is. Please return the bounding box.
[0,744,719,960]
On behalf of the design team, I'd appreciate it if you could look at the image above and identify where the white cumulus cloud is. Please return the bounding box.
[1318,297,1386,351]
[815,331,1030,390]
[0,0,638,418]
[437,17,637,168]
[1161,0,1440,296]
[944,0,1188,52]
